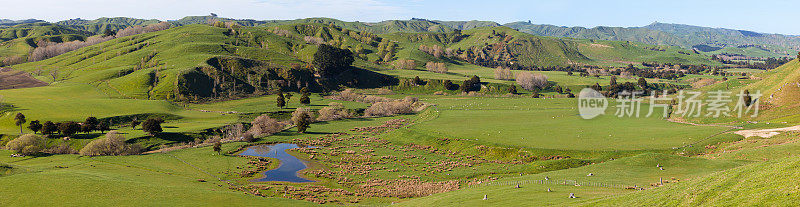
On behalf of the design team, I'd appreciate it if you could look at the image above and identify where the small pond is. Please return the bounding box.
[238,143,316,183]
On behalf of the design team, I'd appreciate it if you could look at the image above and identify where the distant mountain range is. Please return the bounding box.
[1,16,797,58]
[0,19,45,26]
[505,21,799,57]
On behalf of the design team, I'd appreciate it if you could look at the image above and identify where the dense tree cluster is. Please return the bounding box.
[713,54,793,70]
[312,44,355,79]
[460,76,482,92]
[376,39,398,62]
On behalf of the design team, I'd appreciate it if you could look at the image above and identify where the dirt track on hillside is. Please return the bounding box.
[734,125,800,138]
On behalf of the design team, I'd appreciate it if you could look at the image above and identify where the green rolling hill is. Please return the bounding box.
[57,17,162,34]
[505,21,800,58]
[0,23,92,62]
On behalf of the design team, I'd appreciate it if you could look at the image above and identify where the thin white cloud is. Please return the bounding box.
[0,0,405,22]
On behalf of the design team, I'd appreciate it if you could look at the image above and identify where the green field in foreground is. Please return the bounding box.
[398,153,746,206]
[409,96,728,151]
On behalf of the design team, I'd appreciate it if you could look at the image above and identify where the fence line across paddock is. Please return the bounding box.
[466,179,632,189]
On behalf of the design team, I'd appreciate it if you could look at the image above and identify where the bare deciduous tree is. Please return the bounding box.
[425,62,447,73]
[493,67,514,80]
[516,72,548,90]
[317,102,354,121]
[247,114,286,137]
[393,59,416,70]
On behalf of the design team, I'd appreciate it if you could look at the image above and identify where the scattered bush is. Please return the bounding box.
[248,114,286,137]
[317,102,354,121]
[43,143,77,154]
[79,131,143,156]
[5,134,46,155]
[329,89,393,103]
[364,98,416,117]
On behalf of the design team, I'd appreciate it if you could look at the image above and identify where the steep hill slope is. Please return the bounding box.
[383,26,716,68]
[505,21,686,47]
[582,155,800,206]
[11,24,310,100]
[10,23,397,101]
[742,60,800,121]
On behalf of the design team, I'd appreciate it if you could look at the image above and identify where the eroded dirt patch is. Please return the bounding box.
[0,68,48,90]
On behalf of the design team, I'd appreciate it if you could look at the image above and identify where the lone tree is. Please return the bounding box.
[312,44,354,80]
[42,121,57,135]
[131,118,141,130]
[610,76,618,86]
[97,121,110,133]
[743,90,753,107]
[14,113,26,134]
[299,87,311,105]
[27,120,42,134]
[285,93,293,102]
[213,141,222,155]
[142,118,163,135]
[276,91,286,108]
[84,117,99,132]
[292,108,313,133]
[637,77,648,89]
[58,122,81,136]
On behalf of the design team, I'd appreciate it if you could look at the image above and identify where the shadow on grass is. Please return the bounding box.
[71,134,103,139]
[128,132,195,143]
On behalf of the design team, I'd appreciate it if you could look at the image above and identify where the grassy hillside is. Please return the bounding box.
[9,24,316,100]
[57,17,161,34]
[0,23,91,61]
[506,21,799,59]
[506,21,687,47]
[399,153,745,206]
[383,26,716,69]
[582,155,800,206]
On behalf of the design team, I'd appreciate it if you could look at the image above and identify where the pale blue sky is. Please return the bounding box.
[1,0,798,35]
